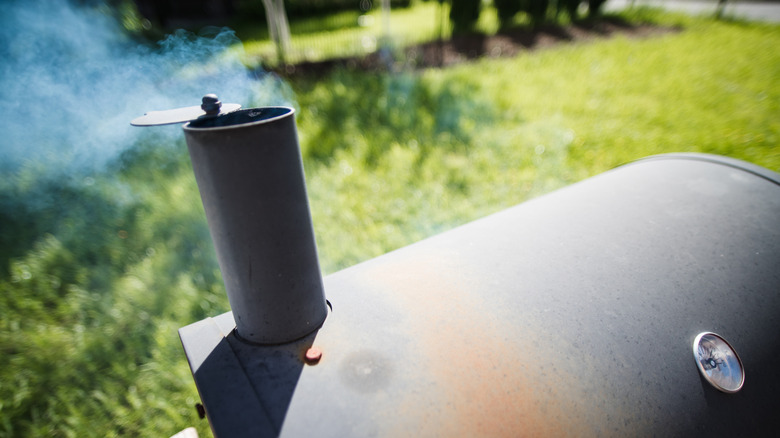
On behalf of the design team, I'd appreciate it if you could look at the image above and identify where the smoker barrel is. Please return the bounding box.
[183,107,327,345]
[180,152,780,437]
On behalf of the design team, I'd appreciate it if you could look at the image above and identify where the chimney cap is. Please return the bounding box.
[130,94,241,127]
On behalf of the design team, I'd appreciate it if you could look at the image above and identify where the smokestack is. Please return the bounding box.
[133,97,328,344]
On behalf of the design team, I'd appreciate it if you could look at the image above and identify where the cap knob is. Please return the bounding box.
[201,94,222,115]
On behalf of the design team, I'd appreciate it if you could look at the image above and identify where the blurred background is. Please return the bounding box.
[1,0,777,436]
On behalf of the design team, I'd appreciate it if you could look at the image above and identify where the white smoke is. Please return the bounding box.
[0,0,293,174]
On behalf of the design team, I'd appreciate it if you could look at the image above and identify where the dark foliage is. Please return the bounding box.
[449,0,482,34]
[559,0,582,20]
[522,0,551,26]
[236,0,412,21]
[587,0,607,18]
[494,0,523,29]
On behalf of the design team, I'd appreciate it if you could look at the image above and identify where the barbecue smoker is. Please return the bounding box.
[133,96,780,437]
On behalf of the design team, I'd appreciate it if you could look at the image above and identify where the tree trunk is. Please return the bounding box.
[261,0,291,64]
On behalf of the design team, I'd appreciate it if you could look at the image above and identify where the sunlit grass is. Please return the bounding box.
[291,13,780,272]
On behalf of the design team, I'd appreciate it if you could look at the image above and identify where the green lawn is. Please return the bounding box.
[295,9,780,272]
[1,7,778,438]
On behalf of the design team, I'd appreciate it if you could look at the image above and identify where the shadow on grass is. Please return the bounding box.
[292,71,498,165]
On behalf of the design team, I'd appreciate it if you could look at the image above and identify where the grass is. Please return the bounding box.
[1,6,778,438]
[294,9,780,272]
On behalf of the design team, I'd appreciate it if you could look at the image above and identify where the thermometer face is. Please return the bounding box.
[693,332,745,393]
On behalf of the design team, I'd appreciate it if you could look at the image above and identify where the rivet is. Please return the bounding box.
[304,346,322,364]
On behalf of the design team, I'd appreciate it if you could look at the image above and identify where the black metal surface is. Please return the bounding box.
[180,154,780,437]
[183,107,328,344]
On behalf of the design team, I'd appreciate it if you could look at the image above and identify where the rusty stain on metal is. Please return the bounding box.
[366,251,593,437]
[304,346,323,365]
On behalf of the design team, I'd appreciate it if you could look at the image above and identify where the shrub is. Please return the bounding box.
[522,0,550,26]
[494,0,523,29]
[449,0,483,34]
[558,0,582,21]
[587,0,607,18]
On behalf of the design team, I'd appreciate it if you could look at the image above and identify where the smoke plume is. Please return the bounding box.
[0,0,292,175]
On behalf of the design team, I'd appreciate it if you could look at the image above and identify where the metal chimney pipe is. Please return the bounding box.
[183,107,327,344]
